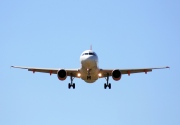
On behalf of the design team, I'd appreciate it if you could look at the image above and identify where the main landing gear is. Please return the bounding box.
[104,73,111,89]
[68,74,75,89]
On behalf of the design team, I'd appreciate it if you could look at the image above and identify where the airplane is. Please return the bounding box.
[11,48,169,89]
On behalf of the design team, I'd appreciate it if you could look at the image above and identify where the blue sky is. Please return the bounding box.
[0,0,180,125]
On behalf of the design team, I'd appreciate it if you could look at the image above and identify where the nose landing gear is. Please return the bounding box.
[104,73,111,89]
[87,69,91,80]
[87,76,91,80]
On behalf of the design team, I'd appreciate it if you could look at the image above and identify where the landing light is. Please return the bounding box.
[77,73,81,77]
[98,73,102,77]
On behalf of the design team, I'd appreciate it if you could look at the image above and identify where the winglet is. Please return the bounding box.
[166,66,170,70]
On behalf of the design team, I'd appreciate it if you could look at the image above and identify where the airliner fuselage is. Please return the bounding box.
[11,48,169,89]
[80,50,99,83]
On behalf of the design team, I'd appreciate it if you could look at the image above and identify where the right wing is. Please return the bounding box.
[100,66,170,77]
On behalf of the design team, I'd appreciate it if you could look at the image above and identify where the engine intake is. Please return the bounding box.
[112,69,121,81]
[57,69,67,80]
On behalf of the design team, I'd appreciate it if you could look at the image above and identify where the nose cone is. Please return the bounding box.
[81,55,98,68]
[86,55,95,61]
[82,55,95,63]
[80,50,98,68]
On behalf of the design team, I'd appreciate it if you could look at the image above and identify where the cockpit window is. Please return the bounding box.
[82,53,88,56]
[89,53,93,55]
[82,52,96,56]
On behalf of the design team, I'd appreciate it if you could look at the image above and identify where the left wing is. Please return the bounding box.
[100,66,170,77]
[11,66,79,77]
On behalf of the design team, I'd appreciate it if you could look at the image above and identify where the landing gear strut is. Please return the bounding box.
[104,73,111,89]
[68,74,75,89]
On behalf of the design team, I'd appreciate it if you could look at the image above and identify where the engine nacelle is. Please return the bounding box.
[112,69,122,81]
[57,69,67,81]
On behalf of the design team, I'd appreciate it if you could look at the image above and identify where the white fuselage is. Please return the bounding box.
[80,50,99,83]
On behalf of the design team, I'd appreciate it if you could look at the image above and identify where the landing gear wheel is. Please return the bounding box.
[87,76,91,80]
[104,83,107,89]
[104,83,111,89]
[68,83,76,89]
[109,83,111,89]
[104,73,111,89]
[73,83,75,89]
[68,74,75,89]
[68,83,71,89]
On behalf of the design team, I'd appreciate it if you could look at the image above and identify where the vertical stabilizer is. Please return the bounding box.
[90,45,92,50]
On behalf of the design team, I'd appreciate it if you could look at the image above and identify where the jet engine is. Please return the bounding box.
[57,69,67,80]
[112,69,122,81]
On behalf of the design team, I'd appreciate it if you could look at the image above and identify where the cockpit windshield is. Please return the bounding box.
[82,52,96,56]
[89,53,94,55]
